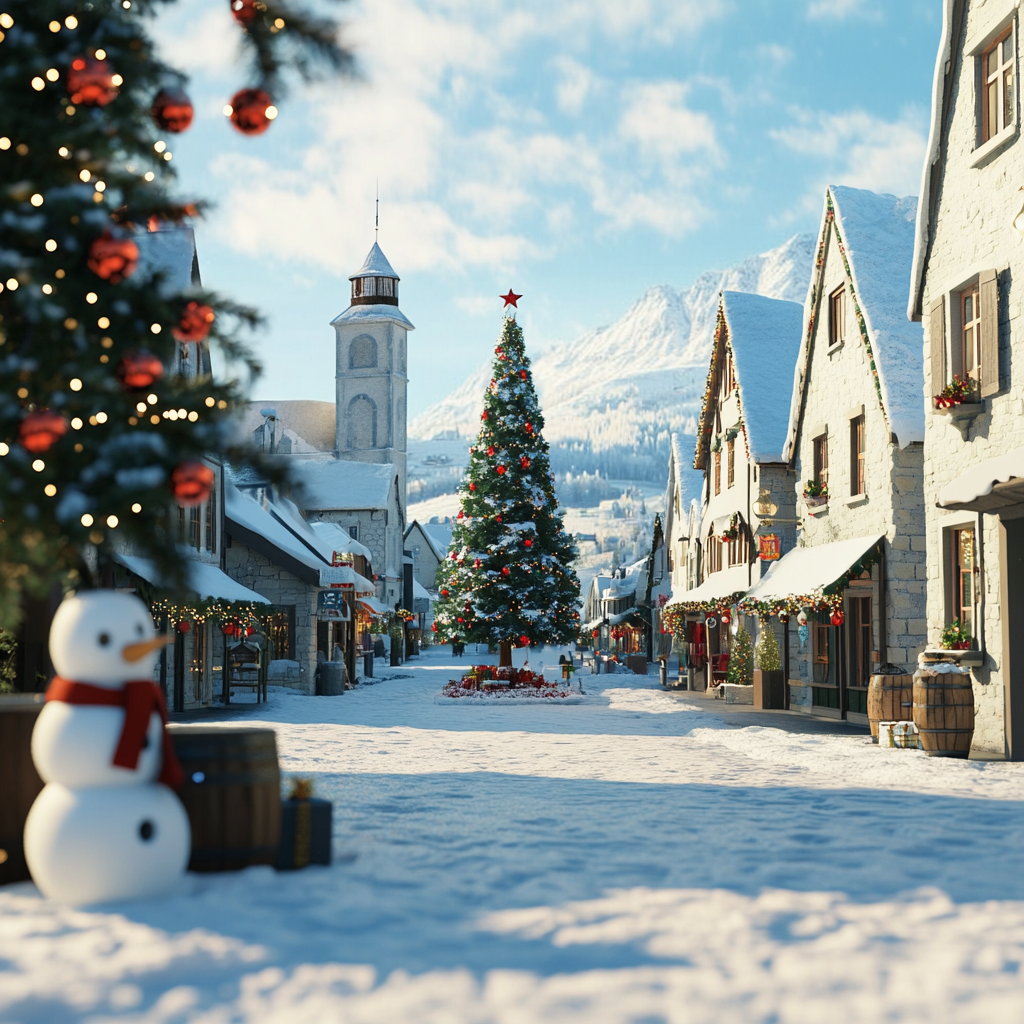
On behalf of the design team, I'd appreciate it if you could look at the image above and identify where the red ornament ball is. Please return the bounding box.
[230,0,259,23]
[495,515,502,523]
[525,422,532,432]
[227,88,275,135]
[469,483,477,492]
[830,611,845,626]
[524,538,533,548]
[519,635,529,646]
[520,456,530,469]
[67,56,118,107]
[19,410,67,453]
[481,411,488,420]
[173,301,215,343]
[457,617,464,624]
[496,465,506,475]
[719,610,731,625]
[87,232,139,283]
[431,623,437,632]
[151,87,194,132]
[502,567,510,576]
[177,620,192,634]
[222,623,235,636]
[170,460,215,507]
[520,369,527,379]
[487,446,495,456]
[441,589,449,597]
[116,349,164,391]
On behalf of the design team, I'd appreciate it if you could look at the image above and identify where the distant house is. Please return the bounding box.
[404,517,453,594]
[582,564,648,656]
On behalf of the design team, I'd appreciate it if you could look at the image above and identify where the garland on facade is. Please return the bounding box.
[148,597,265,631]
[661,592,746,638]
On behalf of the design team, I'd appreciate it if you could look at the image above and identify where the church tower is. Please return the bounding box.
[330,241,414,503]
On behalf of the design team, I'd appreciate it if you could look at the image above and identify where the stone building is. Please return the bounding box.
[908,0,1024,756]
[745,185,926,724]
[404,518,453,594]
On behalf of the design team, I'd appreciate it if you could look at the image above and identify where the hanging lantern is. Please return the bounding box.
[19,410,67,453]
[496,465,506,475]
[116,349,164,390]
[172,301,215,343]
[151,87,194,132]
[178,620,192,633]
[230,0,259,23]
[67,55,118,107]
[87,232,139,283]
[170,460,215,507]
[797,610,808,626]
[227,88,276,136]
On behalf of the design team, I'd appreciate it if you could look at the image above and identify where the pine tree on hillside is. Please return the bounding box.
[433,314,580,666]
[0,1,350,626]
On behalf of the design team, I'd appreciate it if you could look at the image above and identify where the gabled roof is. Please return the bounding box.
[350,241,399,280]
[783,185,925,459]
[291,459,394,512]
[722,291,803,462]
[405,519,453,561]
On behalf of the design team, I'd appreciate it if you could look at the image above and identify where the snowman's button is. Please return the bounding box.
[139,820,156,842]
[191,771,205,783]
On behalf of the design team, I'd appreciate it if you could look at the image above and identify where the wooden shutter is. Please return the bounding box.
[929,297,946,394]
[979,269,999,398]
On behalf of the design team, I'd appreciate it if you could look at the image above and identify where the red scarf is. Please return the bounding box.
[45,677,184,789]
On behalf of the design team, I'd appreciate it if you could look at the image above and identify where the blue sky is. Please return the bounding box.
[150,0,941,419]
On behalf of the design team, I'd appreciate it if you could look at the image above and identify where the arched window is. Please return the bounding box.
[349,334,377,369]
[347,395,377,449]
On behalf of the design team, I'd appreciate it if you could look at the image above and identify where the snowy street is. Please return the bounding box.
[3,646,1024,1022]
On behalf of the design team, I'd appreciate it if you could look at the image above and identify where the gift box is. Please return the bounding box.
[276,797,332,869]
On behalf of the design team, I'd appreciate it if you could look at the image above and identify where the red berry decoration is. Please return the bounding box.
[151,87,194,132]
[524,538,533,548]
[170,460,215,507]
[173,302,216,343]
[116,349,164,390]
[87,232,139,283]
[502,567,510,576]
[496,465,506,475]
[67,56,118,107]
[227,88,275,135]
[230,0,259,23]
[19,410,67,453]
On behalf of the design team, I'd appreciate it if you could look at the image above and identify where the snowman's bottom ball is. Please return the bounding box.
[24,783,190,905]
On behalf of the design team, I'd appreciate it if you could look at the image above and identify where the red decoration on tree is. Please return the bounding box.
[518,634,529,646]
[474,558,482,568]
[496,465,506,475]
[230,0,259,23]
[177,620,192,633]
[457,617,464,624]
[431,622,437,631]
[441,589,449,597]
[520,456,530,468]
[116,349,164,391]
[227,88,275,135]
[151,87,194,132]
[222,623,235,636]
[830,610,845,626]
[487,446,495,456]
[719,610,731,625]
[520,369,527,379]
[502,567,510,576]
[524,538,532,548]
[469,482,476,491]
[170,461,215,507]
[592,629,599,639]
[172,301,215,342]
[500,290,522,308]
[495,515,502,523]
[87,232,139,283]
[481,411,488,420]
[19,410,67,453]
[67,56,118,107]
[525,422,532,433]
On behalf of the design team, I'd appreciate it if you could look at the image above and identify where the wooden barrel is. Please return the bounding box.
[0,696,45,886]
[168,726,281,872]
[867,673,914,742]
[913,669,975,758]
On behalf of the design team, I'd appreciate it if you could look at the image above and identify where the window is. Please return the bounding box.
[813,433,829,491]
[727,438,735,488]
[959,284,982,383]
[850,415,865,496]
[949,527,976,640]
[829,286,845,348]
[982,28,1015,144]
[347,524,359,541]
[347,394,377,449]
[706,536,722,574]
[850,595,872,689]
[349,334,378,369]
[714,449,721,495]
[189,505,201,550]
[728,527,749,568]
[205,484,217,554]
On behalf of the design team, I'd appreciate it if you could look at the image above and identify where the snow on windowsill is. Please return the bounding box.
[970,122,1019,169]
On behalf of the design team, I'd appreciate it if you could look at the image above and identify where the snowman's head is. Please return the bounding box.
[50,591,167,687]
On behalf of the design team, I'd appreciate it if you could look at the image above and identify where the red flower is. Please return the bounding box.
[19,410,67,453]
[87,232,139,283]
[173,302,215,343]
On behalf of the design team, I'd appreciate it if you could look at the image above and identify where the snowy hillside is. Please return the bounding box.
[411,233,815,488]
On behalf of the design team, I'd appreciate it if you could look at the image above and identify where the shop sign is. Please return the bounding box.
[317,589,350,621]
[332,551,353,567]
[758,534,781,561]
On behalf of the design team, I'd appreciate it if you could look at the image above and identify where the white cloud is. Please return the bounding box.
[807,0,879,20]
[619,81,720,161]
[553,57,598,116]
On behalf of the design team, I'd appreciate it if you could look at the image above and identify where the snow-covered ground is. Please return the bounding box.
[4,646,1024,1022]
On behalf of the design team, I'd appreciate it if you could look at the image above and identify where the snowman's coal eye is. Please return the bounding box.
[98,632,111,646]
[135,623,144,636]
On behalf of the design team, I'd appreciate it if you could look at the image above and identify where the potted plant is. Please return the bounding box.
[934,375,975,410]
[721,513,739,542]
[802,480,829,508]
[940,620,973,651]
[753,623,786,709]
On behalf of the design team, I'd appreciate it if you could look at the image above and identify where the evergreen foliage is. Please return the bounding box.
[755,619,781,672]
[727,625,754,685]
[433,315,580,650]
[0,0,349,626]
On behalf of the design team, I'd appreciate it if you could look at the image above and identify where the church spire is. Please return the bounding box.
[349,242,400,306]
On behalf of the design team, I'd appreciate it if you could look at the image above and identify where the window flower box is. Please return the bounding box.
[802,482,828,510]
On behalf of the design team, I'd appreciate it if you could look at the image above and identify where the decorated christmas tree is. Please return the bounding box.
[0,1,349,627]
[433,307,580,666]
[726,625,754,686]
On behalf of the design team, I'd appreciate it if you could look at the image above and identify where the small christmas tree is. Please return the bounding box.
[755,619,781,672]
[727,625,754,685]
[433,312,580,665]
[0,1,350,627]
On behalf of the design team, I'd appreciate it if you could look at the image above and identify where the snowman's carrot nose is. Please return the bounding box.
[122,635,174,662]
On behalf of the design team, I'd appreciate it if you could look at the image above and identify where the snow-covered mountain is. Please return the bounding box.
[410,233,815,488]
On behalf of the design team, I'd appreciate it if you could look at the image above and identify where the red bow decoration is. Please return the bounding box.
[46,677,184,789]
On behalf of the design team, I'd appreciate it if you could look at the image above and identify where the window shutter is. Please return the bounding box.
[929,297,946,394]
[979,269,999,398]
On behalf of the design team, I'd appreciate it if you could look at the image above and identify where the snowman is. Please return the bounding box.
[24,591,190,905]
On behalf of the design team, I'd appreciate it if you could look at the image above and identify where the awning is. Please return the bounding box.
[670,571,747,607]
[317,565,377,594]
[117,553,270,605]
[741,534,883,607]
[938,448,1024,512]
[358,596,390,616]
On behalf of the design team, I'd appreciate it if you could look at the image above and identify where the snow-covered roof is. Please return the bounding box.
[309,520,373,562]
[603,576,637,600]
[421,521,454,559]
[721,291,803,462]
[291,460,394,511]
[908,0,955,321]
[330,303,414,331]
[743,534,884,604]
[670,573,746,606]
[412,579,433,602]
[350,242,399,280]
[116,552,269,605]
[937,448,1024,511]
